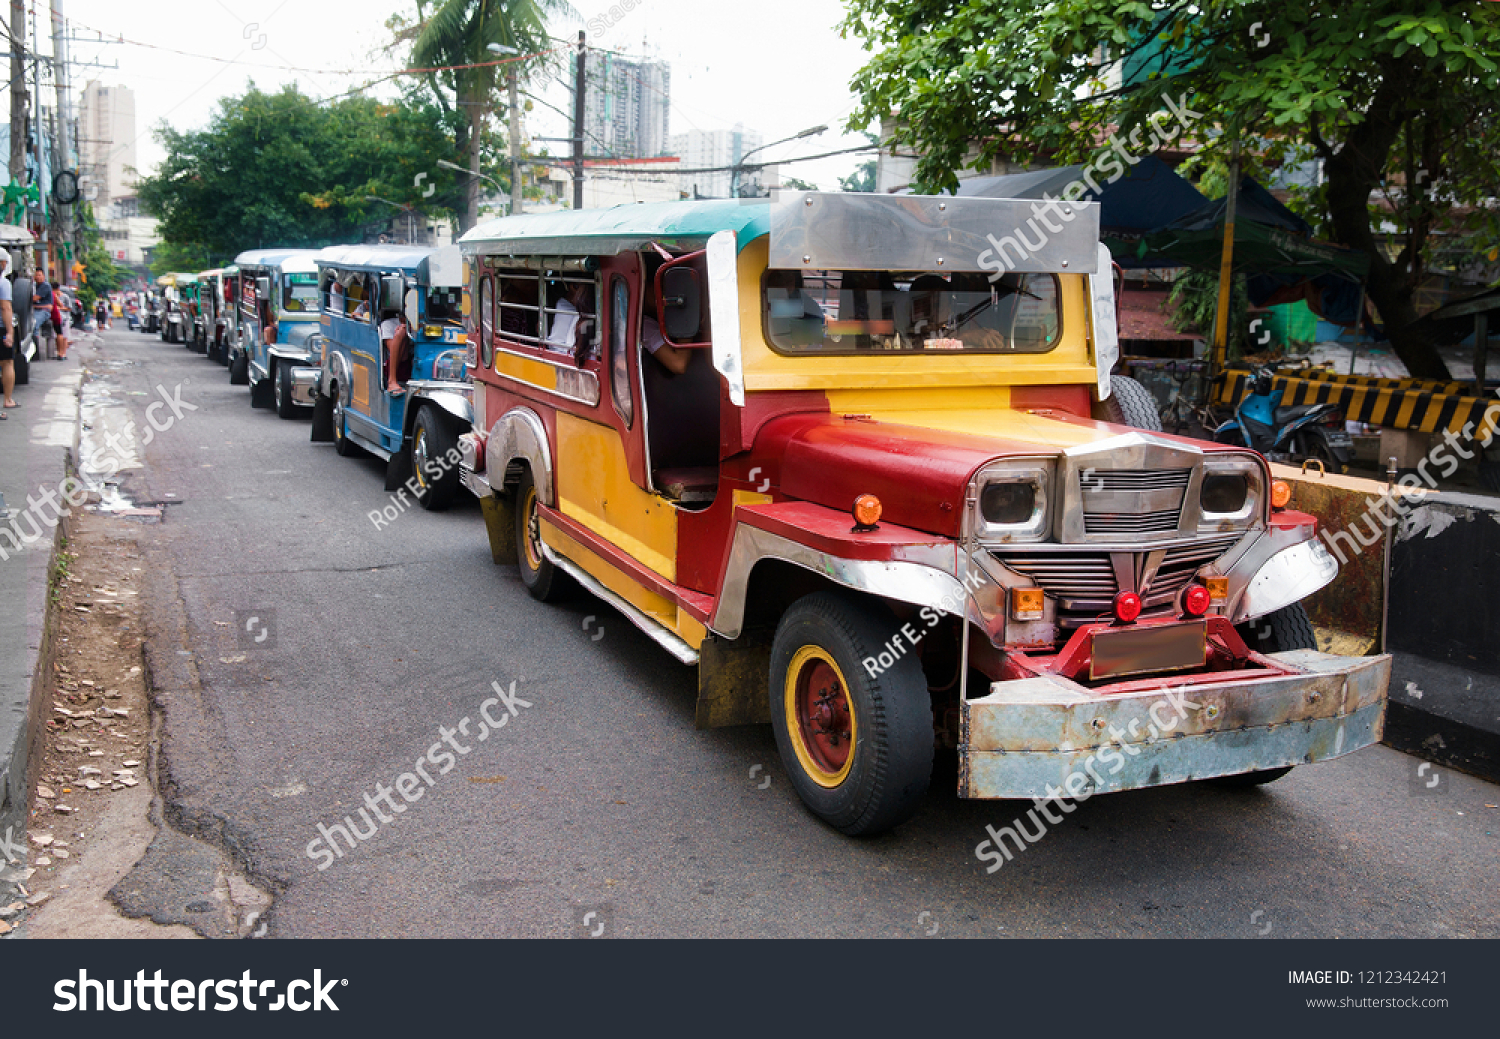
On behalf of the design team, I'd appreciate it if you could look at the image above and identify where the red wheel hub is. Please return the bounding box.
[796,659,853,774]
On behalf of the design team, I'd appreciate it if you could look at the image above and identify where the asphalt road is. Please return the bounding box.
[90,325,1499,939]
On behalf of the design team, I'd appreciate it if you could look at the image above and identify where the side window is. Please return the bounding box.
[497,270,541,343]
[477,276,494,369]
[610,277,633,427]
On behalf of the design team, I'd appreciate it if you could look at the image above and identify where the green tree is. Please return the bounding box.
[842,0,1500,378]
[837,132,879,192]
[400,0,575,231]
[74,204,124,305]
[137,85,460,261]
[782,177,819,191]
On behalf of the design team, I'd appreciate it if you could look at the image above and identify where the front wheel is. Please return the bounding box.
[1238,602,1318,655]
[515,469,570,601]
[331,389,360,457]
[769,592,934,836]
[275,362,302,419]
[411,406,460,510]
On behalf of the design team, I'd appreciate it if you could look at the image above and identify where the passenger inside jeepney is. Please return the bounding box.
[542,278,596,359]
[381,308,411,395]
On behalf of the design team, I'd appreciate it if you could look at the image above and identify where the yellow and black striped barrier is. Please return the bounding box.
[1216,368,1500,437]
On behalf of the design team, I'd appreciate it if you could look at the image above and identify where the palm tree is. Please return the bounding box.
[409,0,574,231]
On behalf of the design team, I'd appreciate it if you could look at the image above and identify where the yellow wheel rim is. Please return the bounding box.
[522,485,543,572]
[784,645,858,788]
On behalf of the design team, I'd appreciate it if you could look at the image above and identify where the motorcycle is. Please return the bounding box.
[1214,366,1353,472]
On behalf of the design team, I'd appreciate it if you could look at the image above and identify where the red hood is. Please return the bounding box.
[754,414,1051,538]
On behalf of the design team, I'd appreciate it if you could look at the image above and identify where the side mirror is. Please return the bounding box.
[404,287,420,331]
[256,276,271,300]
[381,275,404,312]
[659,266,702,341]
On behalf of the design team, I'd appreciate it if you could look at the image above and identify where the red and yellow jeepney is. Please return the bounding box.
[456,193,1389,835]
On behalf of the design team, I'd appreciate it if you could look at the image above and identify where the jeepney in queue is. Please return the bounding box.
[456,194,1390,836]
[198,266,238,365]
[228,249,322,410]
[307,244,473,508]
[156,273,197,344]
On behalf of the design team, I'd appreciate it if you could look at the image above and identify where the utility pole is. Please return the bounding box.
[51,0,72,283]
[9,0,27,189]
[1211,126,1241,375]
[507,66,522,216]
[572,30,585,210]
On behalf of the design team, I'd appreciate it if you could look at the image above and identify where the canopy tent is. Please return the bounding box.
[943,157,1209,268]
[1141,177,1370,325]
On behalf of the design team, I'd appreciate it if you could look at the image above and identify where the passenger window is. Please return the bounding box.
[497,270,541,343]
[610,277,633,427]
[477,276,494,369]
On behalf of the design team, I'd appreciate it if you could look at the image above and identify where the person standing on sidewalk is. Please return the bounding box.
[0,253,16,416]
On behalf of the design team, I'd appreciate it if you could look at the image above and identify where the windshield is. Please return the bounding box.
[283,273,319,314]
[763,269,1061,354]
[426,286,462,323]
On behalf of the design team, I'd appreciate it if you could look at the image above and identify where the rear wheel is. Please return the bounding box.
[770,592,934,836]
[1092,375,1163,431]
[411,406,460,510]
[1303,430,1346,475]
[515,469,570,601]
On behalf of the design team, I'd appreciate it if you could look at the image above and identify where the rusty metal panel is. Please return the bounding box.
[963,700,1384,799]
[1271,463,1388,648]
[960,651,1389,798]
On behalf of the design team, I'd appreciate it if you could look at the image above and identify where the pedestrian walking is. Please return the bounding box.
[0,253,16,416]
[95,297,108,330]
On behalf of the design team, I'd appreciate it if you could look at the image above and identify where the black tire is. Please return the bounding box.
[769,591,934,836]
[229,348,249,385]
[331,387,361,457]
[1207,766,1294,788]
[515,469,571,601]
[411,406,460,510]
[275,361,303,419]
[1238,602,1317,655]
[1302,430,1346,476]
[1093,375,1164,432]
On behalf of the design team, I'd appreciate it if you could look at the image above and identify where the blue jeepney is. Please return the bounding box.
[228,249,323,414]
[307,244,473,508]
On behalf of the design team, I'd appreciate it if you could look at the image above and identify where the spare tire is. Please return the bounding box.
[1092,375,1163,432]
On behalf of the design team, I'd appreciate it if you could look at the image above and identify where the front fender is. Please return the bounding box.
[322,351,354,405]
[405,384,473,437]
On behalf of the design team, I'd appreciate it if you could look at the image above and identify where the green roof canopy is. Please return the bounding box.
[460,199,771,257]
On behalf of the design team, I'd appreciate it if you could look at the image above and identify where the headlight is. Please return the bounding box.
[973,462,1051,542]
[1198,454,1263,528]
[432,348,467,382]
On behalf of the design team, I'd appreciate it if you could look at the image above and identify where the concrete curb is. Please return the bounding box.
[0,354,81,862]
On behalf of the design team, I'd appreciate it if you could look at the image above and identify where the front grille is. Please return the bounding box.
[1000,553,1117,604]
[1084,510,1182,535]
[1081,467,1190,536]
[995,532,1243,629]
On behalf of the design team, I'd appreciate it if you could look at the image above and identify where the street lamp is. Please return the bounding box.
[437,160,510,217]
[731,124,828,198]
[365,195,416,244]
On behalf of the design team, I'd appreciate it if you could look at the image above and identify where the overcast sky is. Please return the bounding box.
[59,0,878,193]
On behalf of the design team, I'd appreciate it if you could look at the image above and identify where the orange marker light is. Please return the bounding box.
[1204,576,1229,601]
[1012,587,1045,620]
[1271,480,1292,509]
[852,494,883,529]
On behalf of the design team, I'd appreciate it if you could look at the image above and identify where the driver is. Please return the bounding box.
[640,292,690,375]
[381,311,412,395]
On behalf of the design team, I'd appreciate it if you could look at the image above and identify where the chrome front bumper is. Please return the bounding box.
[961,650,1389,799]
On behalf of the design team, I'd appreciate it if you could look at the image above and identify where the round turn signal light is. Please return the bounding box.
[852,494,883,529]
[1113,590,1143,624]
[1182,584,1212,617]
[1271,480,1292,509]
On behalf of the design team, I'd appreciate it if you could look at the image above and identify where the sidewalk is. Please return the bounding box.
[0,338,84,865]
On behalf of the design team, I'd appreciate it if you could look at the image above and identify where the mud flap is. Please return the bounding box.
[695,630,774,729]
[310,394,334,442]
[478,492,517,564]
[249,377,274,409]
[383,446,413,492]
